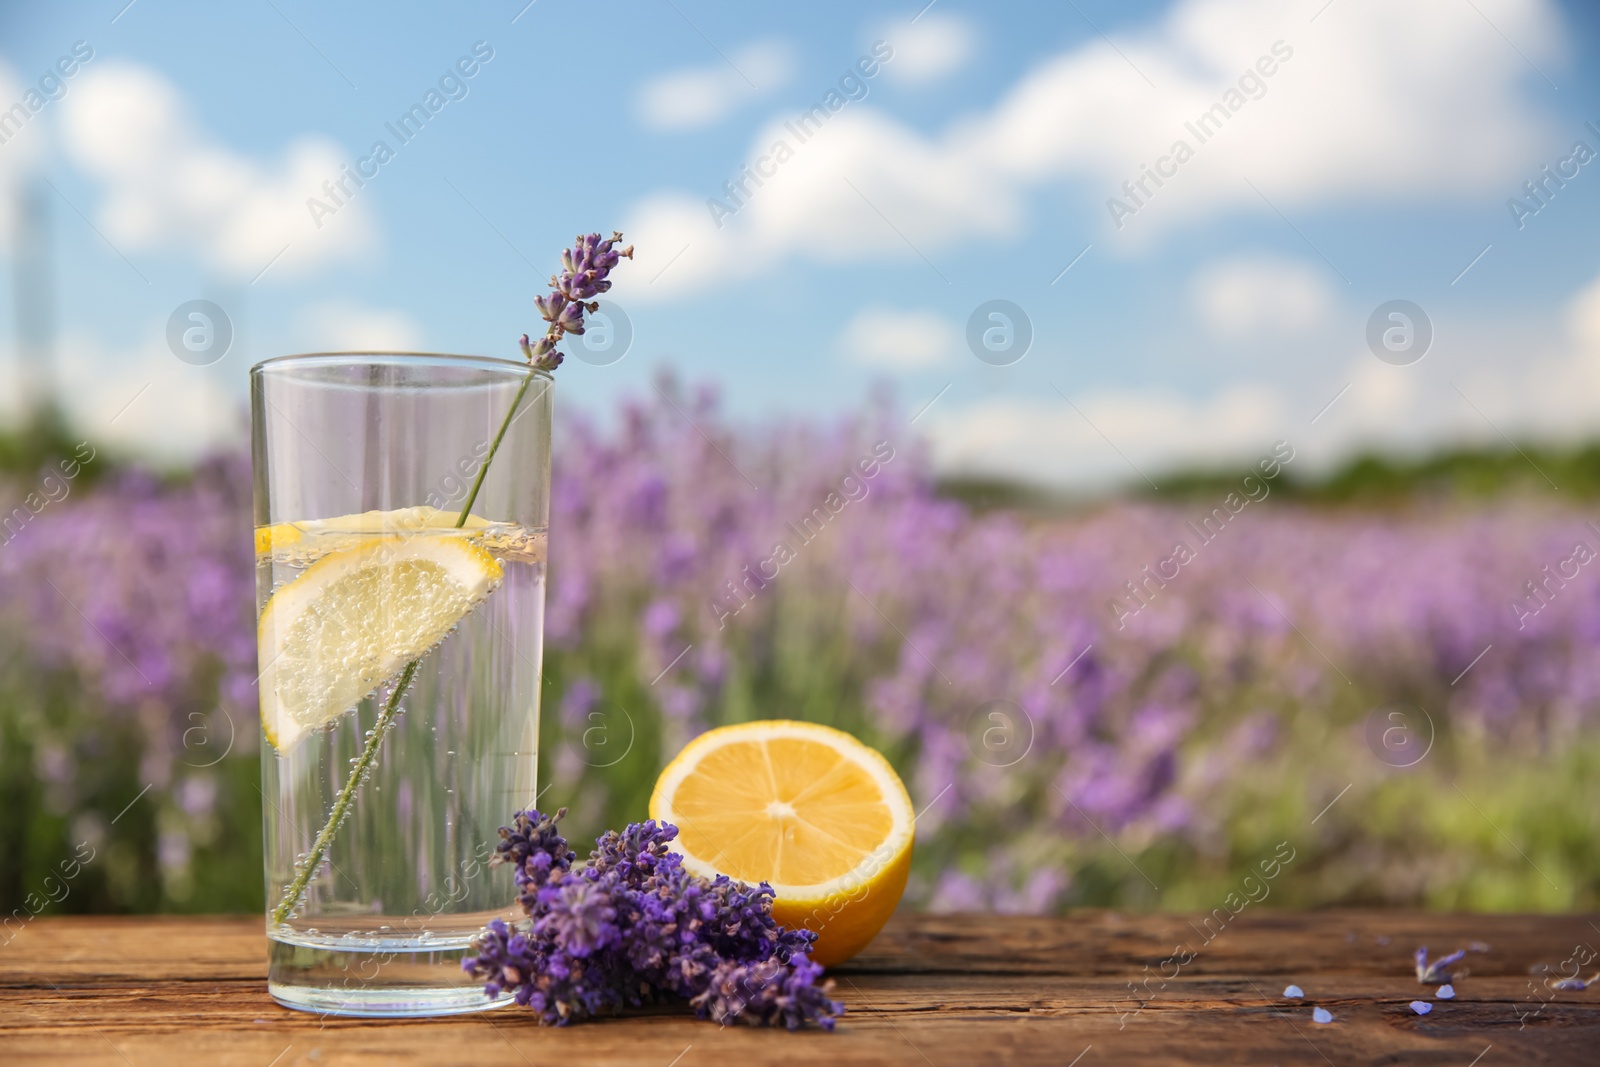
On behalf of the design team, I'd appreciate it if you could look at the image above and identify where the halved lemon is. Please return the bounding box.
[649,720,914,966]
[257,533,502,752]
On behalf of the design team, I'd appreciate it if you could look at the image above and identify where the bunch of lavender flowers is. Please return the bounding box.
[463,809,841,1029]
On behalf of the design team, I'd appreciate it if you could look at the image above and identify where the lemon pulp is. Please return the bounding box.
[650,720,914,966]
[256,521,502,752]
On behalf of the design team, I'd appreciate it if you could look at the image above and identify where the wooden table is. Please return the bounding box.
[4,912,1598,1065]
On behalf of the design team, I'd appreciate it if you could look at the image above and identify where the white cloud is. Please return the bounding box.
[929,383,1287,489]
[8,303,418,464]
[877,14,975,85]
[50,333,243,462]
[931,267,1600,490]
[59,62,374,281]
[1566,272,1600,350]
[624,0,1562,294]
[635,40,796,131]
[624,108,1019,296]
[981,0,1559,218]
[1190,255,1332,338]
[838,306,956,369]
[296,301,424,352]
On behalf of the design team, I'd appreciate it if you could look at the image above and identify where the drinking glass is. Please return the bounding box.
[251,352,550,1016]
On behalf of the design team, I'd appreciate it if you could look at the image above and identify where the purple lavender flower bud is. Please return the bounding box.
[556,300,585,335]
[535,293,566,323]
[494,808,573,889]
[691,955,843,1030]
[535,874,619,957]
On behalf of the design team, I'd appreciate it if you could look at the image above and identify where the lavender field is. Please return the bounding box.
[3,383,1597,917]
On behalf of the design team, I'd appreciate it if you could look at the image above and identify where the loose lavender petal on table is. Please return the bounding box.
[1414,946,1466,984]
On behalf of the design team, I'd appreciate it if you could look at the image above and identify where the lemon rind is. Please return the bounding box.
[256,506,493,557]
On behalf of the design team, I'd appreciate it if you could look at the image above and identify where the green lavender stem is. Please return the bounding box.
[453,371,537,531]
[270,369,541,926]
[271,660,418,925]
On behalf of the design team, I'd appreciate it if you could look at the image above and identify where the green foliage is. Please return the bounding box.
[936,440,1600,511]
[1101,714,1600,916]
[0,664,263,921]
[0,408,106,488]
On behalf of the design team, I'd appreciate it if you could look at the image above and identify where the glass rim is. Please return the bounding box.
[250,350,550,380]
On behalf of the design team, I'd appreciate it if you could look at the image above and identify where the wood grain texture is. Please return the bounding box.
[3,912,1598,1065]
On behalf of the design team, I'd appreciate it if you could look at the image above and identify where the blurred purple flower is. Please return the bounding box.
[176,775,218,818]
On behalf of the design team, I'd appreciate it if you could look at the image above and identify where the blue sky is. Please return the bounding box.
[1,0,1597,488]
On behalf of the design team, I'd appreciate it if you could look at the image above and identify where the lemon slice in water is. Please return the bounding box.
[258,533,502,752]
[255,505,491,556]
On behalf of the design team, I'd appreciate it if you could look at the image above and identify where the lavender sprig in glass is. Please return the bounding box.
[269,233,632,926]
